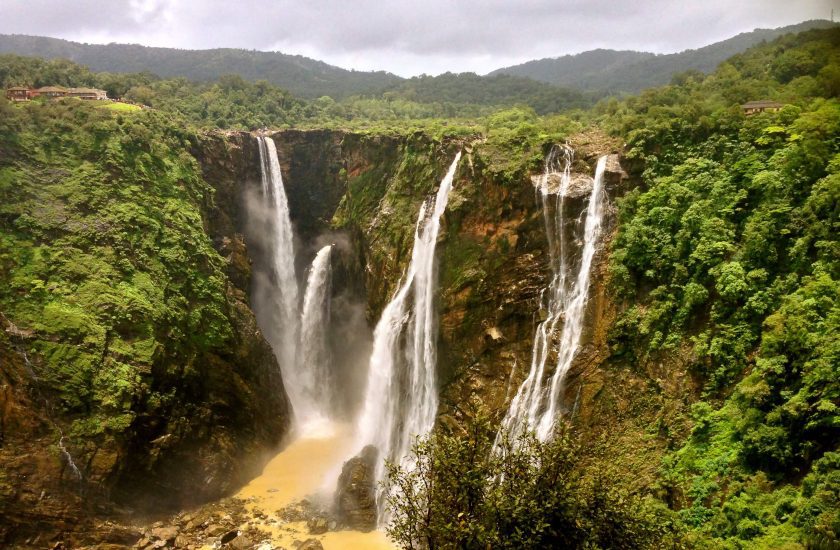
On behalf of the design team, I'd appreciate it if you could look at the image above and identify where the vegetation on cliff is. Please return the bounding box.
[0,97,289,513]
[606,27,839,547]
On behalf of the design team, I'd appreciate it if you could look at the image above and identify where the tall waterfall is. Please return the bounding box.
[297,244,334,432]
[256,135,345,436]
[257,136,300,376]
[356,152,462,521]
[497,148,608,444]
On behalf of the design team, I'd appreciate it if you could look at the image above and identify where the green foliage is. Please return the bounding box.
[0,54,589,130]
[379,72,592,115]
[607,26,840,549]
[0,99,235,443]
[386,409,679,549]
[491,21,838,95]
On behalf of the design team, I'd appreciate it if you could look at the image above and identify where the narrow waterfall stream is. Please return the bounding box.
[256,135,302,413]
[297,244,334,434]
[497,149,609,444]
[356,152,462,522]
[255,137,337,435]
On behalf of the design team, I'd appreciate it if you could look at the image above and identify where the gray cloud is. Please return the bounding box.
[0,0,833,76]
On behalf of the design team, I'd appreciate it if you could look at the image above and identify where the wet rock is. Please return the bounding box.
[484,326,504,342]
[206,524,227,537]
[603,153,627,189]
[307,517,328,534]
[335,445,377,532]
[220,529,240,544]
[229,534,256,549]
[184,517,204,531]
[295,540,324,550]
[98,522,142,544]
[151,526,178,544]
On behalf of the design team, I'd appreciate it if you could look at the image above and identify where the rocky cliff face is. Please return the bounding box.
[201,129,634,436]
[184,127,694,528]
[0,124,661,547]
[0,126,292,547]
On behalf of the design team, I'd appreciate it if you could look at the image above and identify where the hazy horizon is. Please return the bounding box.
[0,0,835,77]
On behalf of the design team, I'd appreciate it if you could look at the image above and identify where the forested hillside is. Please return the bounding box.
[0,54,591,128]
[0,34,402,99]
[600,25,840,547]
[492,20,838,94]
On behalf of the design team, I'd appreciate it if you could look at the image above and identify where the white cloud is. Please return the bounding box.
[0,0,833,76]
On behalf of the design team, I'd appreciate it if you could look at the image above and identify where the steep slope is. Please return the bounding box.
[0,100,292,545]
[0,34,402,99]
[490,20,838,94]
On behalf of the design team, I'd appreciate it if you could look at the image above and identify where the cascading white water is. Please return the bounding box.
[496,149,608,444]
[297,244,334,433]
[257,136,300,378]
[356,152,462,521]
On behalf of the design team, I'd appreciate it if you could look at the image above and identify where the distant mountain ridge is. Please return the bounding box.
[0,20,836,102]
[0,34,402,99]
[488,20,839,94]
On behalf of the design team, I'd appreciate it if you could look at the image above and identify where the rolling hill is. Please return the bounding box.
[488,19,838,94]
[0,34,402,99]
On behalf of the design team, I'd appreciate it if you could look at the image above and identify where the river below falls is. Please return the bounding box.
[226,422,395,549]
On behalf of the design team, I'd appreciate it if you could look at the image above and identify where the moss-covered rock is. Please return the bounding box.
[0,102,291,544]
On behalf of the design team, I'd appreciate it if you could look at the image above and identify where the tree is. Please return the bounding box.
[385,408,677,549]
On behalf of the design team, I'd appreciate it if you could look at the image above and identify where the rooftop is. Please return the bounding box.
[741,100,785,108]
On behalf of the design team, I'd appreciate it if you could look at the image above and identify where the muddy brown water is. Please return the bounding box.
[229,423,395,549]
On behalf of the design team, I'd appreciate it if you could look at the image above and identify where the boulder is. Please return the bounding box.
[150,526,178,546]
[334,445,377,531]
[220,529,239,544]
[229,534,256,549]
[306,517,328,535]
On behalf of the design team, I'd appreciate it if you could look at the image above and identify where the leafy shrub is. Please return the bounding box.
[386,410,679,549]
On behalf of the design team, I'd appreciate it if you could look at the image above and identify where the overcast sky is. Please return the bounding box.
[0,0,835,76]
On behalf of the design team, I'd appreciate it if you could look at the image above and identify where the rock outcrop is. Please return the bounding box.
[334,445,378,532]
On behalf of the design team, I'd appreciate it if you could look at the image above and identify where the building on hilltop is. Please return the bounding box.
[67,87,108,100]
[5,86,31,101]
[31,86,68,98]
[5,86,109,101]
[741,100,785,115]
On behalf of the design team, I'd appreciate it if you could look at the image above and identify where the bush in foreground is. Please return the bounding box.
[385,411,681,550]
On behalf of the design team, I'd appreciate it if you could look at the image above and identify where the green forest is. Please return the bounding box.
[0,20,837,550]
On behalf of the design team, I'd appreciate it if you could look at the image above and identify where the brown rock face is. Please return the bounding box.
[335,445,378,532]
[297,539,325,550]
[0,132,294,547]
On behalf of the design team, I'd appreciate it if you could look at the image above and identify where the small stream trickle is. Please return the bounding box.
[496,148,609,445]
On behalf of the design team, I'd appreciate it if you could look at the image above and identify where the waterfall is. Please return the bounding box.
[496,149,608,444]
[257,136,300,376]
[356,152,462,522]
[297,244,334,433]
